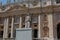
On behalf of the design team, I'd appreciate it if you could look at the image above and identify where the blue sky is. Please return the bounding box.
[0,0,15,5]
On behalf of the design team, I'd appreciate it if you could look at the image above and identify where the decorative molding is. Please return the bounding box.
[32,1,38,6]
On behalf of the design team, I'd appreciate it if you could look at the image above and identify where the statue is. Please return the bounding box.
[25,16,31,28]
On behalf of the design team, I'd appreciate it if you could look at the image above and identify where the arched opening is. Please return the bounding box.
[57,23,60,39]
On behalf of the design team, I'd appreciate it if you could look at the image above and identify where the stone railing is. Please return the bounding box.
[0,38,3,40]
[0,38,15,40]
[33,38,47,40]
[0,38,59,40]
[4,38,15,40]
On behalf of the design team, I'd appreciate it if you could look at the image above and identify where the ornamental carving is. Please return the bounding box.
[32,1,38,6]
[43,26,49,37]
[42,14,49,37]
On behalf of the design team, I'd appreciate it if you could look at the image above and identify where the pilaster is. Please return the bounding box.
[38,15,41,39]
[47,14,54,40]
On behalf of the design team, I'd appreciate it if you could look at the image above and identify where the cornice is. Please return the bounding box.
[0,5,60,15]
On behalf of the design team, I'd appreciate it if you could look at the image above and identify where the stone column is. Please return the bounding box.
[19,16,22,28]
[3,18,6,39]
[38,15,41,39]
[11,17,14,38]
[5,17,9,38]
[3,17,9,39]
[47,14,54,40]
[25,16,30,28]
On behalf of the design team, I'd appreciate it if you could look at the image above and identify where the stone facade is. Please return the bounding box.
[0,0,60,40]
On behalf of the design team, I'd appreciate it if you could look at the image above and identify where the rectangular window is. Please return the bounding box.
[33,16,38,22]
[14,17,20,23]
[22,17,25,22]
[0,18,4,24]
[58,14,60,20]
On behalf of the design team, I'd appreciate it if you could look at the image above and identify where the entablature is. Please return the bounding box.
[0,5,60,17]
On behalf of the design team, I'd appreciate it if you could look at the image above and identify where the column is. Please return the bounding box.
[47,14,54,40]
[5,17,9,38]
[25,16,30,28]
[19,16,22,28]
[3,18,6,39]
[38,15,41,39]
[11,17,14,38]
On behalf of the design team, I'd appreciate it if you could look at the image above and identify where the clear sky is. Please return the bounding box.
[0,0,7,5]
[0,0,15,5]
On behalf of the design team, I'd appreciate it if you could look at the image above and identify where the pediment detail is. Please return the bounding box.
[0,4,28,13]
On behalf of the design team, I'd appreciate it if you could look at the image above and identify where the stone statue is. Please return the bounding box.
[25,16,31,28]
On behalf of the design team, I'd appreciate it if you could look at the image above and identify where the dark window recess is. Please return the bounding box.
[33,29,38,38]
[1,26,3,29]
[34,24,37,27]
[9,26,11,28]
[56,0,60,3]
[0,31,3,38]
[23,4,26,7]
[8,33,11,38]
[22,25,25,28]
[57,23,60,39]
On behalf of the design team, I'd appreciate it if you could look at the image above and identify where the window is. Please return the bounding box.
[33,16,38,22]
[34,23,37,27]
[14,17,20,23]
[22,17,25,22]
[34,25,37,27]
[0,18,4,24]
[57,14,60,20]
[56,0,60,3]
